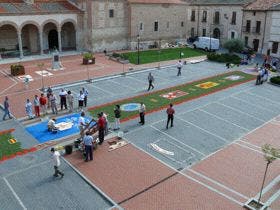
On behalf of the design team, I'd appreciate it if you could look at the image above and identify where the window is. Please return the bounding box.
[231,31,235,39]
[256,21,261,33]
[139,22,143,31]
[231,12,236,25]
[245,36,248,46]
[272,42,279,54]
[166,21,169,28]
[246,20,251,32]
[253,11,256,16]
[202,28,206,36]
[191,10,195,21]
[202,11,207,22]
[191,27,195,37]
[154,21,158,31]
[181,21,184,27]
[214,11,220,24]
[109,9,114,18]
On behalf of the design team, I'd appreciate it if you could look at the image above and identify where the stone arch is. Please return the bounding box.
[213,28,221,39]
[60,19,77,31]
[0,22,19,58]
[19,21,40,32]
[21,23,40,55]
[42,21,59,52]
[61,21,76,51]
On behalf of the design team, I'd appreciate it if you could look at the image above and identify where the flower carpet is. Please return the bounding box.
[88,71,255,122]
[0,129,37,162]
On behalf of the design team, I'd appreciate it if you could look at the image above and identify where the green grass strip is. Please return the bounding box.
[122,47,206,64]
[0,133,22,160]
[88,71,255,122]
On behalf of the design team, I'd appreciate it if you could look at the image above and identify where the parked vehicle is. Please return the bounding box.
[193,37,220,51]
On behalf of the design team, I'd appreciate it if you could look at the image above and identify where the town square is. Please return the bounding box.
[0,0,280,210]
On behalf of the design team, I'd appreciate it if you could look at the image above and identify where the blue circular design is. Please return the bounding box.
[120,103,141,112]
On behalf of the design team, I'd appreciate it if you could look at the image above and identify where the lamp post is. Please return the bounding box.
[158,38,161,69]
[137,34,140,65]
[37,63,45,92]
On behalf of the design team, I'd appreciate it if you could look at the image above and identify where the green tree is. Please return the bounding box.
[223,39,244,53]
[258,144,280,205]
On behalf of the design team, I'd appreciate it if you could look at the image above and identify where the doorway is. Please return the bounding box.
[213,28,220,39]
[253,39,259,52]
[48,29,58,50]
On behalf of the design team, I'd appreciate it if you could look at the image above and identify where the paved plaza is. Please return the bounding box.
[0,55,280,209]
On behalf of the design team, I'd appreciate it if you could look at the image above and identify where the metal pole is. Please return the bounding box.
[158,39,161,69]
[137,35,140,65]
[258,162,270,204]
[87,64,90,81]
[210,24,212,51]
[38,63,45,91]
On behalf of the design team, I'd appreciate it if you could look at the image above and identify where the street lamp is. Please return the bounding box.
[158,39,161,69]
[37,63,45,92]
[137,34,140,65]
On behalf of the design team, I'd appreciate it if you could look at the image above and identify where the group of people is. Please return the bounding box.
[255,63,269,85]
[23,87,89,119]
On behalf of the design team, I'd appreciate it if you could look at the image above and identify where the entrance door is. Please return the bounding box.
[213,28,220,39]
[253,39,259,52]
[48,30,58,50]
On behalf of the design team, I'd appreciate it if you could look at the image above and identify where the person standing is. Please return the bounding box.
[139,102,146,125]
[101,112,109,135]
[25,99,33,119]
[166,103,175,129]
[39,93,47,115]
[33,95,40,117]
[82,87,88,107]
[147,72,154,91]
[46,87,53,108]
[83,131,94,162]
[97,113,105,145]
[49,93,58,115]
[114,105,121,130]
[176,60,183,76]
[50,148,64,178]
[2,96,12,120]
[59,88,67,110]
[78,112,87,140]
[78,90,85,111]
[66,90,74,113]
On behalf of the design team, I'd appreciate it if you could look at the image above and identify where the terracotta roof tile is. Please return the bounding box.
[127,0,185,4]
[185,0,253,5]
[245,0,280,10]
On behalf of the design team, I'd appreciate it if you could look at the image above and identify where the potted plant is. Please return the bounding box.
[10,64,25,76]
[82,52,95,65]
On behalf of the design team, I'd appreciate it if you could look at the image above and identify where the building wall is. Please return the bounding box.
[129,3,187,49]
[241,10,266,53]
[186,5,244,44]
[90,0,129,52]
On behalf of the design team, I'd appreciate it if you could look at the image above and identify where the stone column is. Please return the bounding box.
[39,28,44,55]
[58,29,62,52]
[17,31,23,58]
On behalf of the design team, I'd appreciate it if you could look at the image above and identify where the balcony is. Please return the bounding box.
[242,26,250,33]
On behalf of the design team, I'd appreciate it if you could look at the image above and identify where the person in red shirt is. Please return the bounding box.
[39,93,47,115]
[166,103,175,129]
[97,113,105,145]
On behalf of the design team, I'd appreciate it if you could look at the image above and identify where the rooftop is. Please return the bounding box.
[0,0,81,14]
[185,0,254,5]
[244,0,280,10]
[127,0,186,4]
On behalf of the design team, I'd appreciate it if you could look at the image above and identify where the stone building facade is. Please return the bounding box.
[0,0,84,58]
[0,0,280,59]
[242,0,280,57]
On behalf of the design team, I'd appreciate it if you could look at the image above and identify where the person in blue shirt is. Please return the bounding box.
[83,131,94,162]
[2,96,12,120]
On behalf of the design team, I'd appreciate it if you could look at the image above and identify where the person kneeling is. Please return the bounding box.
[48,118,58,133]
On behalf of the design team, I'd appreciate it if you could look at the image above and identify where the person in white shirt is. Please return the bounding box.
[48,118,58,132]
[139,102,146,125]
[82,87,89,107]
[59,88,68,110]
[51,148,64,178]
[78,90,85,111]
[66,90,74,113]
[78,112,87,139]
[177,60,183,76]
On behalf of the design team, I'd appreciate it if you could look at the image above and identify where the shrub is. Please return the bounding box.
[83,52,94,60]
[207,53,241,64]
[270,76,280,85]
[223,39,244,53]
[10,64,25,76]
[112,52,121,58]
